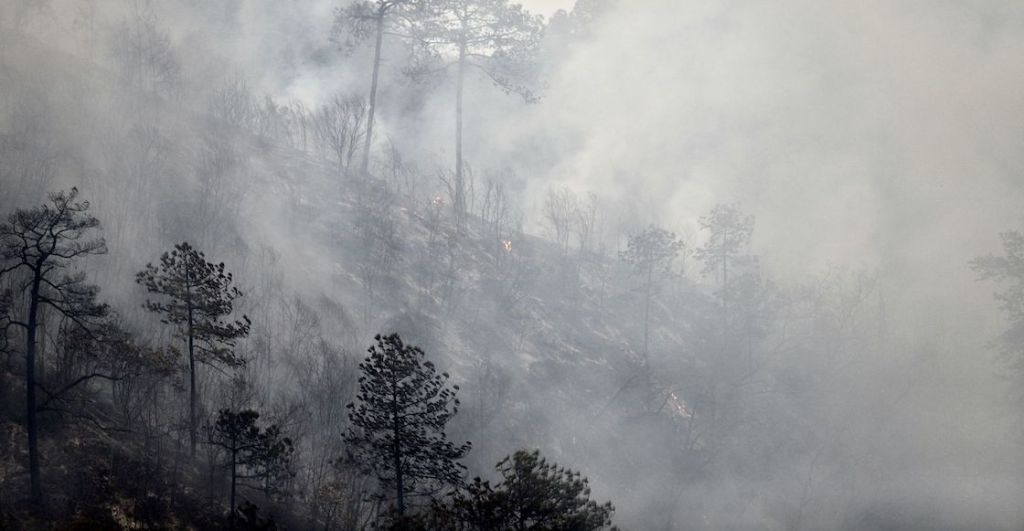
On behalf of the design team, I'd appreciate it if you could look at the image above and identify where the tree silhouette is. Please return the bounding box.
[344,333,471,517]
[401,0,544,220]
[693,204,760,367]
[436,449,617,530]
[334,0,415,176]
[619,225,685,361]
[693,203,755,305]
[0,187,108,505]
[136,242,251,456]
[972,230,1024,411]
[208,409,294,530]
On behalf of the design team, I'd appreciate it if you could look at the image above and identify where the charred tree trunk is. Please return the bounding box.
[188,305,197,457]
[361,14,385,176]
[26,270,42,504]
[391,387,405,516]
[230,445,238,531]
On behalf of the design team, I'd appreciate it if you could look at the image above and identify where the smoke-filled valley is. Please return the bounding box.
[1,1,1024,529]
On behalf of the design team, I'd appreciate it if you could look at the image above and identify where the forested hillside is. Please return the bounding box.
[2,1,1024,530]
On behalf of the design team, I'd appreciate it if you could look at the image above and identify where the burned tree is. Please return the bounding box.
[313,94,368,176]
[544,187,577,259]
[0,188,108,504]
[136,242,251,456]
[334,0,415,175]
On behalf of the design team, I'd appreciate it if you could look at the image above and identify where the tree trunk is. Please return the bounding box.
[188,305,197,457]
[392,388,405,516]
[393,435,404,516]
[230,447,237,531]
[361,14,385,176]
[26,272,42,505]
[454,35,467,221]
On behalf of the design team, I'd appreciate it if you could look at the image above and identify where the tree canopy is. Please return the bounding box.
[137,241,251,455]
[432,449,617,530]
[345,332,471,516]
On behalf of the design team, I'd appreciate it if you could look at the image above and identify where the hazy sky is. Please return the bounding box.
[518,0,576,16]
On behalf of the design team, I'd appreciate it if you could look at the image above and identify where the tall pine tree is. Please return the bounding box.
[0,188,108,505]
[619,225,685,361]
[334,0,415,176]
[136,242,250,456]
[402,0,544,221]
[344,333,471,517]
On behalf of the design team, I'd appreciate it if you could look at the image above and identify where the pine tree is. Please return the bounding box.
[619,225,685,360]
[494,450,615,531]
[136,242,251,456]
[208,408,294,530]
[972,230,1024,413]
[436,449,617,530]
[0,188,108,505]
[344,333,471,517]
[402,0,544,220]
[333,0,415,176]
[693,203,755,303]
[693,203,763,370]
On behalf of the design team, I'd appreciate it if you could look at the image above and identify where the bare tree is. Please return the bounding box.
[253,95,288,143]
[208,76,257,131]
[0,115,59,213]
[109,1,181,99]
[575,192,600,258]
[381,137,423,200]
[191,134,248,253]
[314,94,368,177]
[353,185,403,327]
[477,169,521,263]
[91,319,176,430]
[544,187,577,258]
[284,100,314,154]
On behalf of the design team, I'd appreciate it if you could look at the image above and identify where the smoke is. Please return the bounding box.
[512,0,1024,268]
[3,0,1024,528]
